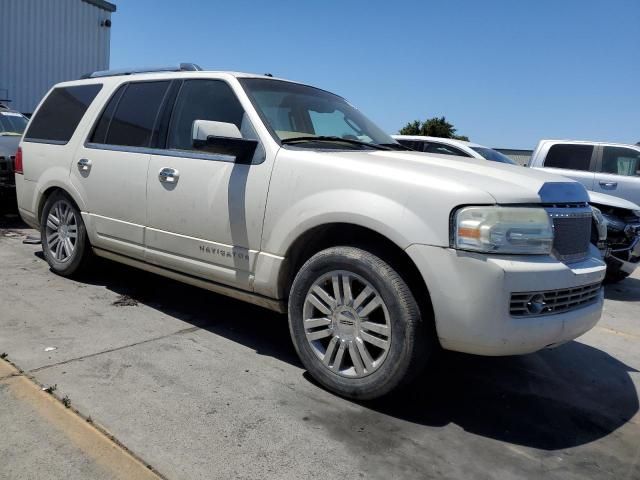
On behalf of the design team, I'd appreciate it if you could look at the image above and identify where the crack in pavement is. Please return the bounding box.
[1,358,165,480]
[29,326,202,373]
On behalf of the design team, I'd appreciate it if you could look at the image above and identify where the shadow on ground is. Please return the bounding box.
[605,276,640,301]
[28,245,640,453]
[0,207,26,232]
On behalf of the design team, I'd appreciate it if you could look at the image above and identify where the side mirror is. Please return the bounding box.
[192,119,258,164]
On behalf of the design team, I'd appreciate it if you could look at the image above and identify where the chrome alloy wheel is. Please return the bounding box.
[302,270,391,378]
[45,200,78,262]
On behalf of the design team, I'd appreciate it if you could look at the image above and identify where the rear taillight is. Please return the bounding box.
[14,147,23,174]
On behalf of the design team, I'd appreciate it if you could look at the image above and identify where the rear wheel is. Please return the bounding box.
[41,192,91,277]
[288,246,432,400]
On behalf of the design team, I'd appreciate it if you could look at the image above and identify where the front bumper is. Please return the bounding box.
[607,234,640,275]
[406,244,606,356]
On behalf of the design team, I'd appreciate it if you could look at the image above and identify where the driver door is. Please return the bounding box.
[144,79,271,291]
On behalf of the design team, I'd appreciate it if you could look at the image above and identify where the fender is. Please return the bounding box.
[262,189,441,256]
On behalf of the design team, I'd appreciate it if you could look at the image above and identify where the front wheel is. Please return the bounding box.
[288,246,432,400]
[41,191,91,277]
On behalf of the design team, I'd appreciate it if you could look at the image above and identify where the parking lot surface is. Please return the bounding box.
[1,212,639,480]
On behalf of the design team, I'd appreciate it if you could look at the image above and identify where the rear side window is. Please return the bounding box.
[89,85,126,144]
[395,139,420,150]
[25,84,102,144]
[545,144,594,171]
[424,142,469,157]
[600,146,640,177]
[95,81,169,148]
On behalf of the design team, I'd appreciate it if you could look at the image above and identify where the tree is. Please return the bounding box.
[399,116,469,141]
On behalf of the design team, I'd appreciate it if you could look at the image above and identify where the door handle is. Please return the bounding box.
[158,167,179,183]
[599,181,618,189]
[77,158,92,171]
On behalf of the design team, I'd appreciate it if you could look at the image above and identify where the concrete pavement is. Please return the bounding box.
[1,213,639,479]
[0,359,161,480]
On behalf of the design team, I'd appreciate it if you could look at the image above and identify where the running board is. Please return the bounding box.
[92,247,286,313]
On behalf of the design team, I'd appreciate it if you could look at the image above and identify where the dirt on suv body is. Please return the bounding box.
[15,66,606,399]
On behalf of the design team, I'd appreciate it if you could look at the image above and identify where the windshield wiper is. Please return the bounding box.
[0,132,22,136]
[281,136,391,151]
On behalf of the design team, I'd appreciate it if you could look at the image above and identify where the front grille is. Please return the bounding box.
[548,207,592,263]
[510,282,601,317]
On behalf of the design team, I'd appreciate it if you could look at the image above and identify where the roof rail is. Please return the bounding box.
[80,63,203,79]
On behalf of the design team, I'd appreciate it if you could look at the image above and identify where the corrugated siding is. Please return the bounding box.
[494,149,533,166]
[0,0,111,114]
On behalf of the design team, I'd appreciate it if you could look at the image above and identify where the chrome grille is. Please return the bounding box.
[510,282,601,317]
[547,207,592,263]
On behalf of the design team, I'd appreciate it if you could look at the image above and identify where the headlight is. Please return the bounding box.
[453,206,553,254]
[591,206,608,243]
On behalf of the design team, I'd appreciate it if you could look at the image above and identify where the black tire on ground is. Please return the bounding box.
[604,266,631,284]
[288,246,433,400]
[41,191,92,277]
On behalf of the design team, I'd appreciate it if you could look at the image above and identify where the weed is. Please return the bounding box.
[0,353,7,359]
[43,384,57,394]
[62,395,71,408]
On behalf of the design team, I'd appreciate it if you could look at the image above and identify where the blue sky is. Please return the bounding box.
[111,0,639,148]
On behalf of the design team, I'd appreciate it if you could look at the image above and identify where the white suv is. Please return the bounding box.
[15,65,606,399]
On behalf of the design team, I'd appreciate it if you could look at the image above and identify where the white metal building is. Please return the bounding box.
[0,0,116,115]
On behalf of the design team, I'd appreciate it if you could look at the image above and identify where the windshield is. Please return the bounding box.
[0,111,28,135]
[471,147,516,165]
[240,78,395,149]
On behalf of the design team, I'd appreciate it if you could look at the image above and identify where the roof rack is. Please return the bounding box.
[80,63,203,79]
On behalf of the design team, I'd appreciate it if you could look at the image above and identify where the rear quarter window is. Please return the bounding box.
[24,84,102,144]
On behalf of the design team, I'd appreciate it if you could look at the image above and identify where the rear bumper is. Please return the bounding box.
[406,244,606,356]
[14,174,39,229]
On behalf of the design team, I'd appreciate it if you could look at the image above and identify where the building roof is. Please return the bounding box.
[82,0,116,12]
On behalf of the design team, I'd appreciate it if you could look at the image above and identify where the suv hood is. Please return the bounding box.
[349,150,590,204]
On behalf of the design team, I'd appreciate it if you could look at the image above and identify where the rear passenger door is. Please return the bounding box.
[144,79,271,291]
[538,143,596,191]
[70,80,170,259]
[593,145,640,205]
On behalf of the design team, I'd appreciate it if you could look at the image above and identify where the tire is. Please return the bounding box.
[604,256,632,284]
[41,191,91,277]
[605,268,631,283]
[288,246,432,400]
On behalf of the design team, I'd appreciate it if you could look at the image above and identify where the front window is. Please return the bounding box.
[240,78,395,150]
[471,147,517,164]
[545,144,594,171]
[0,111,29,136]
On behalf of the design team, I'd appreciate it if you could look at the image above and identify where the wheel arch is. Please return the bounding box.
[36,183,85,226]
[277,222,435,327]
